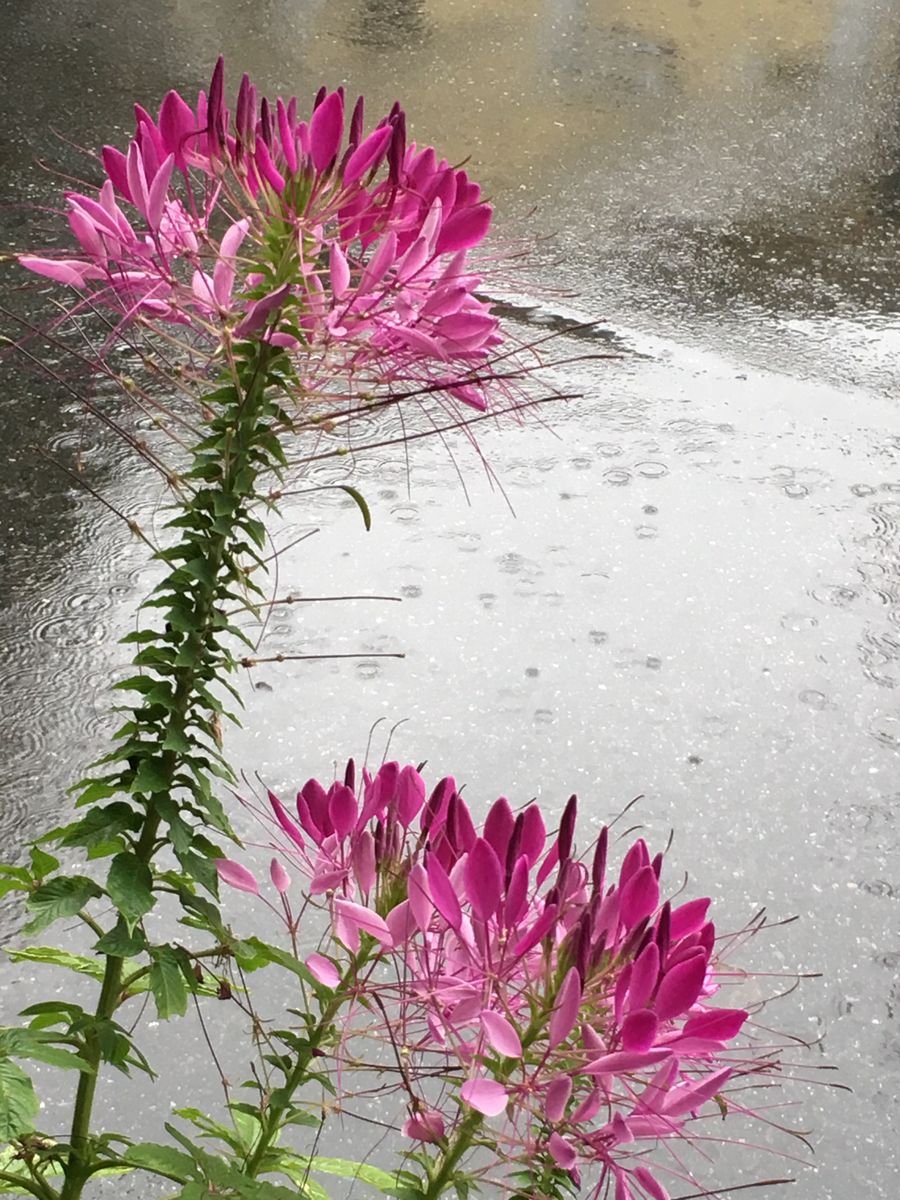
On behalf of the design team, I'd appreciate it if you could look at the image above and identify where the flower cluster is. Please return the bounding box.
[219,763,778,1200]
[20,60,514,413]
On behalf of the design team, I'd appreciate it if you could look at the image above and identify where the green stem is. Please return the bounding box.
[423,1112,484,1200]
[242,987,346,1179]
[60,342,279,1200]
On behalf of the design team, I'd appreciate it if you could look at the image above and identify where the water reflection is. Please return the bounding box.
[2,1,900,1196]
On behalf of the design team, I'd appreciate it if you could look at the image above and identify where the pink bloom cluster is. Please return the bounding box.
[20,60,508,411]
[219,763,771,1200]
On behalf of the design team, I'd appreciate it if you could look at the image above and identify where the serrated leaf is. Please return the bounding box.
[7,946,107,981]
[148,946,188,1019]
[106,853,154,930]
[0,1029,93,1074]
[29,847,59,878]
[122,1142,197,1182]
[133,757,170,795]
[0,1060,39,1141]
[24,876,103,935]
[95,918,146,958]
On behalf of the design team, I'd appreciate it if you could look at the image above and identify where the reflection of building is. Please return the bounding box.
[345,1,429,50]
[162,0,900,313]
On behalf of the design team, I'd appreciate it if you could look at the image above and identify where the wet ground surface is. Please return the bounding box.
[2,1,900,1196]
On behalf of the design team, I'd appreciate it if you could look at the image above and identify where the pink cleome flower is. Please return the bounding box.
[19,60,511,414]
[219,762,787,1200]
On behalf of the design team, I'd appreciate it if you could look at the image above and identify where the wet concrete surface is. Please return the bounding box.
[1,1,900,1196]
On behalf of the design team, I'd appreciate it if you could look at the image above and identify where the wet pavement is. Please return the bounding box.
[2,2,900,1197]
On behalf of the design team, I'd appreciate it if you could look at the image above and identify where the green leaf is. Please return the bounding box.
[237,938,320,987]
[133,757,170,795]
[149,946,189,1019]
[337,485,372,531]
[122,1142,197,1182]
[60,802,141,848]
[95,918,146,958]
[29,847,59,878]
[0,1060,39,1141]
[0,1027,93,1073]
[106,853,154,930]
[7,946,108,981]
[310,1158,422,1200]
[24,876,103,935]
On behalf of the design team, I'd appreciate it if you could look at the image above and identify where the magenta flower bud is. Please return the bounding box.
[344,757,356,792]
[402,1107,445,1143]
[309,90,344,172]
[269,857,291,895]
[313,85,327,110]
[259,96,273,148]
[215,858,259,895]
[348,94,364,149]
[387,112,406,185]
[592,826,608,895]
[557,793,578,865]
[207,56,227,156]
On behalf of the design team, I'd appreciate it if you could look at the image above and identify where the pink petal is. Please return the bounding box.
[146,153,174,229]
[460,1078,508,1117]
[234,283,291,336]
[269,790,305,850]
[570,1087,602,1124]
[333,897,393,951]
[306,953,341,988]
[619,838,650,886]
[582,1048,672,1075]
[158,89,196,168]
[679,1008,748,1044]
[404,863,431,932]
[393,326,448,360]
[503,855,529,926]
[343,124,392,184]
[518,804,546,866]
[435,203,492,254]
[360,231,398,292]
[309,90,344,172]
[545,1075,573,1123]
[549,967,583,1049]
[632,1167,670,1200]
[511,903,558,959]
[352,830,377,895]
[654,952,708,1021]
[426,852,462,929]
[386,899,416,945]
[329,242,351,299]
[627,942,660,1012]
[619,865,659,929]
[215,858,259,895]
[102,145,132,200]
[615,1173,633,1200]
[669,897,711,942]
[18,256,94,287]
[620,1009,659,1052]
[269,857,291,894]
[660,1067,732,1118]
[548,1132,576,1171]
[397,764,426,826]
[482,796,514,859]
[328,782,358,839]
[254,139,286,192]
[465,838,503,922]
[479,1010,522,1058]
